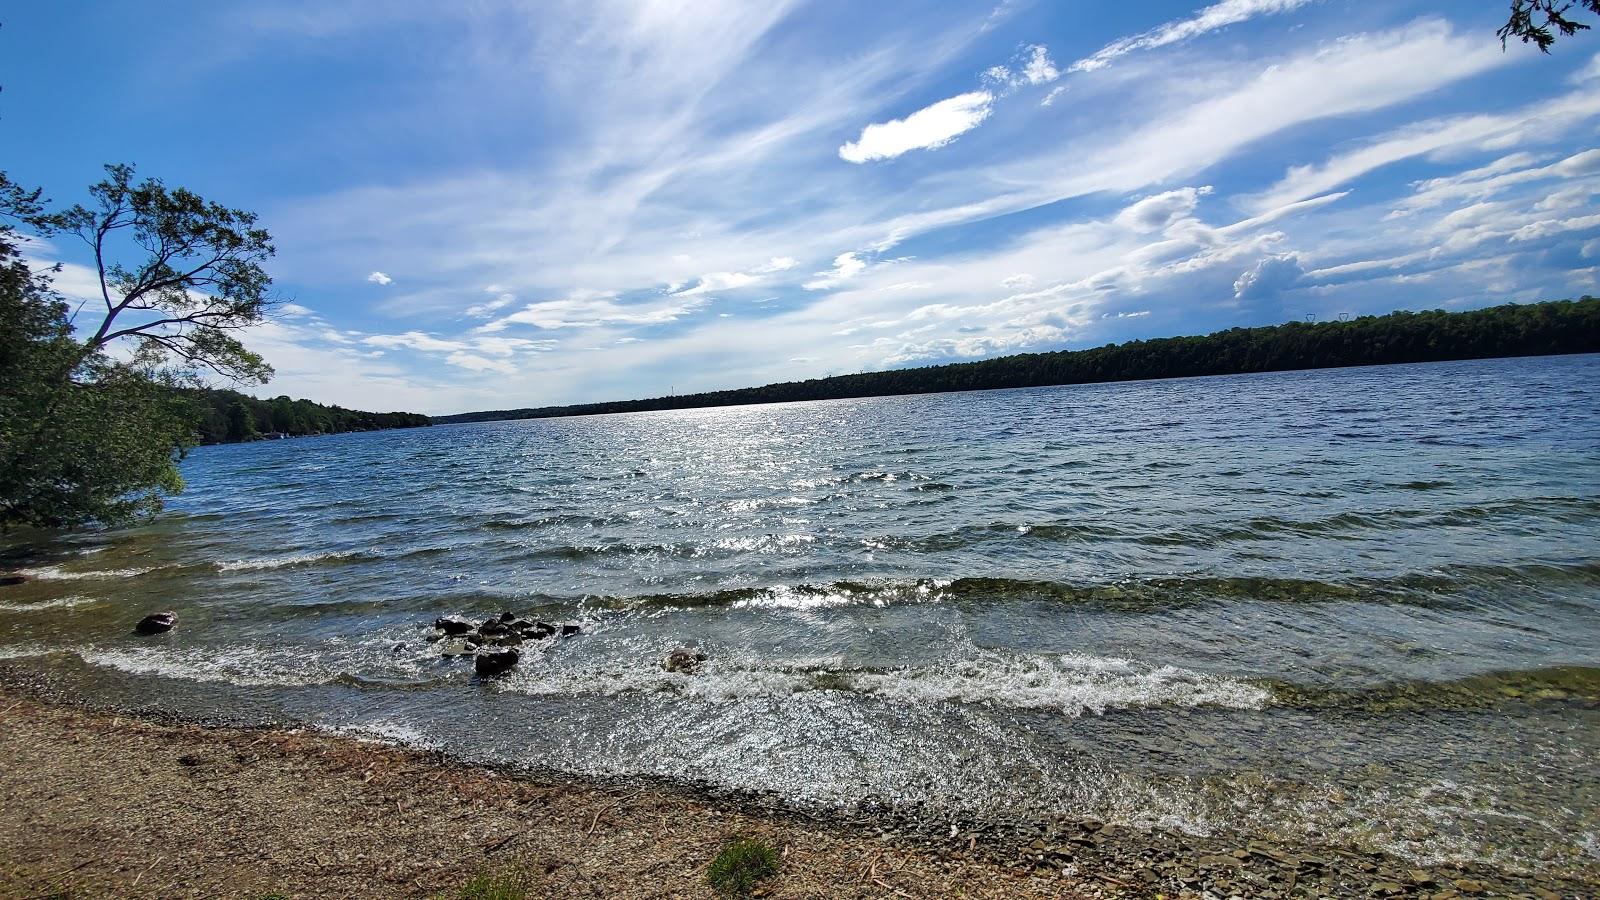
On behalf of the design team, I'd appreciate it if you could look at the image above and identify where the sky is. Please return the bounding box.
[2,1,1598,415]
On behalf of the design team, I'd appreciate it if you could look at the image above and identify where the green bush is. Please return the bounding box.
[706,837,779,897]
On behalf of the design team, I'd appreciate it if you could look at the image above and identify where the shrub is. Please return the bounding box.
[706,837,779,897]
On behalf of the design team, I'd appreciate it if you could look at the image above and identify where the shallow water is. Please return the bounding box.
[3,355,1599,878]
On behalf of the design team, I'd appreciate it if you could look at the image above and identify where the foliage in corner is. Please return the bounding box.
[1500,0,1600,51]
[707,837,780,898]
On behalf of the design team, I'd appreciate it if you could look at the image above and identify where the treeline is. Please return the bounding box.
[190,389,431,444]
[439,298,1600,424]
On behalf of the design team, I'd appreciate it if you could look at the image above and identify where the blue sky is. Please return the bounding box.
[3,1,1598,414]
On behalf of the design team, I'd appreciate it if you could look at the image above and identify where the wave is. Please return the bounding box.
[18,564,159,580]
[0,595,99,613]
[215,546,451,573]
[217,552,369,572]
[494,650,1270,717]
[1270,665,1600,712]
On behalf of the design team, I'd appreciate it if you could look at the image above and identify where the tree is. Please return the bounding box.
[0,165,279,530]
[1500,1,1599,51]
[33,163,277,382]
[225,399,258,442]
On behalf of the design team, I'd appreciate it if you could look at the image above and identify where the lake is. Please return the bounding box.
[3,354,1598,880]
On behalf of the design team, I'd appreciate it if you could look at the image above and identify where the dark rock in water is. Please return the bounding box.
[475,647,520,677]
[464,634,483,649]
[493,633,524,647]
[135,612,177,635]
[478,619,510,637]
[498,611,517,623]
[433,616,473,635]
[0,573,27,587]
[662,647,707,673]
[524,621,559,639]
[392,643,408,654]
[561,623,582,637]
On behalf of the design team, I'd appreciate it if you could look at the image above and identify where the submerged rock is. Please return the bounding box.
[561,623,582,637]
[662,647,707,674]
[524,621,559,639]
[478,619,511,637]
[475,647,521,677]
[0,573,28,587]
[433,616,473,635]
[134,612,177,635]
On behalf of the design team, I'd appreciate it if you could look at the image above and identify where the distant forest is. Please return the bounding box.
[440,298,1600,424]
[192,389,431,445]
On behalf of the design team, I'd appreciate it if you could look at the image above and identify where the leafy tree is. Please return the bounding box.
[1500,0,1600,51]
[0,165,277,530]
[34,163,276,382]
[225,399,258,442]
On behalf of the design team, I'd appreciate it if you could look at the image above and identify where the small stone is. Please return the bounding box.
[1532,888,1561,900]
[1371,882,1404,895]
[561,623,582,636]
[498,611,517,623]
[662,647,707,673]
[475,647,521,677]
[1453,879,1486,894]
[433,616,473,635]
[1410,869,1436,886]
[1231,849,1251,860]
[0,573,27,587]
[134,611,177,635]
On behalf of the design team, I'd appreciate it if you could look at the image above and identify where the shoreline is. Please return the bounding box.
[0,673,1588,899]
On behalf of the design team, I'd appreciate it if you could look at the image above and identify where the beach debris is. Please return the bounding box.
[134,611,177,635]
[662,647,707,674]
[475,647,521,677]
[0,573,28,587]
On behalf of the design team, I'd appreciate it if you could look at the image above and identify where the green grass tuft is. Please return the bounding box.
[706,837,780,897]
[456,869,530,900]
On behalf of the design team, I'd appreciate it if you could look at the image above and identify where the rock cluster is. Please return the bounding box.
[426,612,582,677]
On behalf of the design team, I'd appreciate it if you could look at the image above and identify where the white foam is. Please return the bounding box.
[216,552,357,572]
[20,565,155,580]
[731,580,946,610]
[851,652,1270,717]
[0,595,100,612]
[498,649,1267,716]
[75,645,336,687]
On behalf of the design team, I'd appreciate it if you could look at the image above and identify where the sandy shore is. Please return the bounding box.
[0,677,1587,899]
[0,683,1088,899]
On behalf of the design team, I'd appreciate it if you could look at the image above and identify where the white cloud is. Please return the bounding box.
[1115,186,1214,232]
[465,291,518,318]
[366,271,393,285]
[839,91,994,163]
[479,294,707,331]
[803,252,868,290]
[982,44,1061,93]
[671,256,801,296]
[1071,0,1313,73]
[1040,85,1066,107]
[1233,253,1305,302]
[1249,89,1600,212]
[278,303,316,318]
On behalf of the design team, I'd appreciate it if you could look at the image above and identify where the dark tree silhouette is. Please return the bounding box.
[1500,0,1600,50]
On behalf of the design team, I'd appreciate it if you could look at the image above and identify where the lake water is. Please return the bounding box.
[3,355,1598,879]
